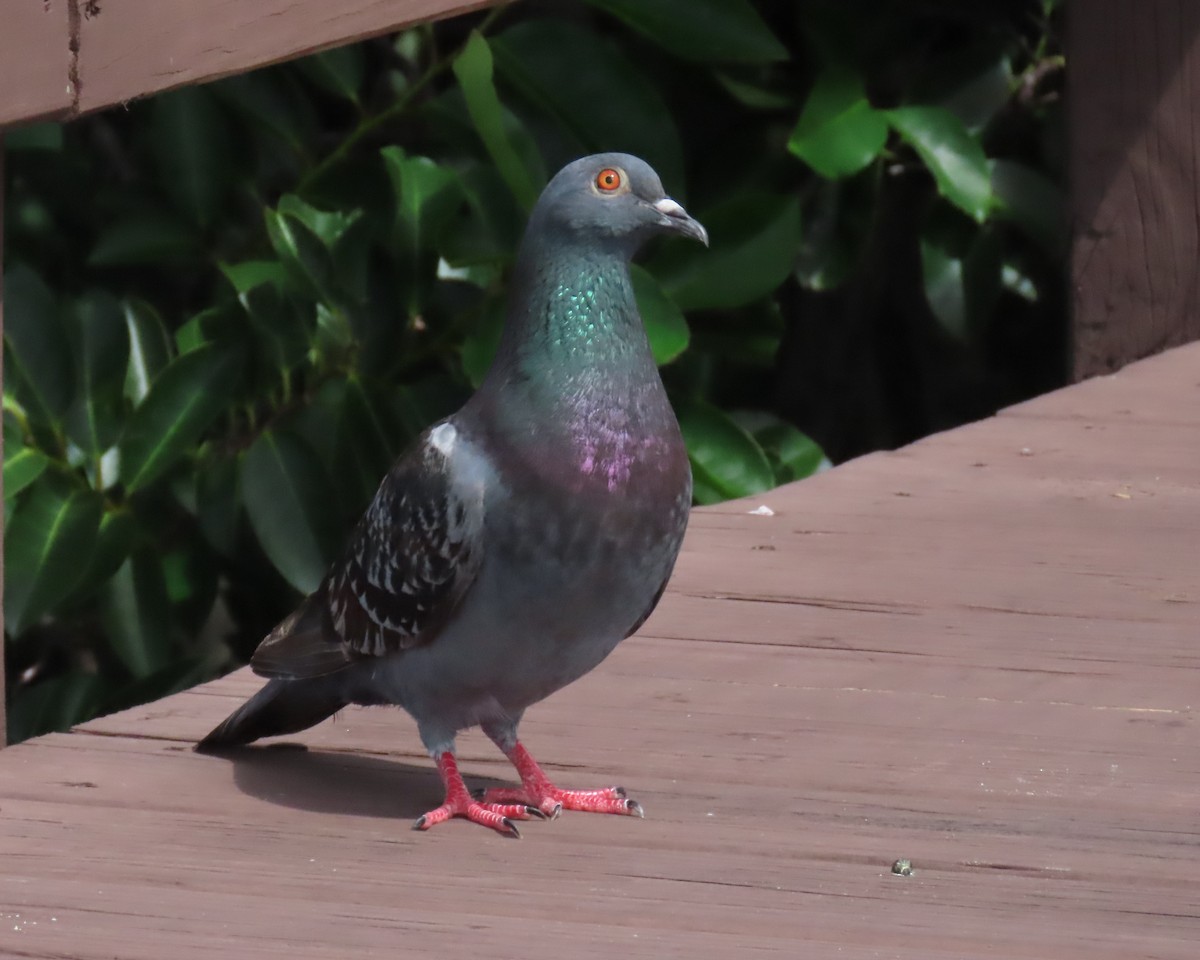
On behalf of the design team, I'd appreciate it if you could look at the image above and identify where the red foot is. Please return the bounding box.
[414,752,543,837]
[477,742,644,820]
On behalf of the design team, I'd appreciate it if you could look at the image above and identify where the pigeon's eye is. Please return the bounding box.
[595,168,622,192]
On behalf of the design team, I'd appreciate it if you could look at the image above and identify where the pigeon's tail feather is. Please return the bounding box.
[251,593,352,680]
[197,677,347,751]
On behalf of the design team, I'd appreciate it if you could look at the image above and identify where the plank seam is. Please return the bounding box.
[67,0,82,117]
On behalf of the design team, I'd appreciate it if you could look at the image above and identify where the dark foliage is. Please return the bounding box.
[2,0,1062,741]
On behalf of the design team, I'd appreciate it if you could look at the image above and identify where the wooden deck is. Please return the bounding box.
[2,341,1198,959]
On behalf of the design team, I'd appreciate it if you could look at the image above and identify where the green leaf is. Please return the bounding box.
[939,57,1013,133]
[88,210,199,266]
[4,448,50,500]
[886,106,992,221]
[990,159,1065,256]
[4,483,104,634]
[195,453,242,557]
[1002,262,1039,302]
[219,260,290,295]
[754,418,826,484]
[491,20,685,190]
[314,302,355,360]
[101,550,174,678]
[789,67,888,179]
[239,282,312,374]
[381,148,464,313]
[3,262,74,422]
[460,297,506,388]
[264,206,334,301]
[74,506,139,602]
[298,45,365,104]
[921,226,1003,340]
[655,192,802,311]
[118,343,242,492]
[301,377,403,522]
[440,161,526,268]
[336,377,403,483]
[277,194,363,250]
[714,72,794,111]
[631,265,689,365]
[123,300,173,404]
[963,225,1004,335]
[149,86,234,228]
[160,544,219,629]
[241,429,340,594]
[921,237,966,338]
[64,291,130,457]
[8,671,104,742]
[453,31,543,211]
[210,71,319,155]
[675,398,774,504]
[382,147,462,252]
[5,122,63,151]
[587,0,787,63]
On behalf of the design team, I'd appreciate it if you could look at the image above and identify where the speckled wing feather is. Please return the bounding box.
[250,424,485,679]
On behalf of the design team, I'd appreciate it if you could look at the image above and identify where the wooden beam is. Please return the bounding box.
[1069,1,1200,379]
[0,0,499,129]
[1,138,6,748]
[0,0,74,127]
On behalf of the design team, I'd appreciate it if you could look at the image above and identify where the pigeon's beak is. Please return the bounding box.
[652,197,709,247]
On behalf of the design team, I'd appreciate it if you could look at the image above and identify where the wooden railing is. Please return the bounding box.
[2,0,1199,746]
[1,0,497,126]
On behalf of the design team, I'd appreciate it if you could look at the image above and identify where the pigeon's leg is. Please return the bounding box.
[413,751,545,837]
[478,722,644,819]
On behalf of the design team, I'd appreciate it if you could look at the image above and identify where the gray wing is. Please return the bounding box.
[251,422,486,679]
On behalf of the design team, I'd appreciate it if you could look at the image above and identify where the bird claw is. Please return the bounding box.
[412,799,528,837]
[476,783,641,818]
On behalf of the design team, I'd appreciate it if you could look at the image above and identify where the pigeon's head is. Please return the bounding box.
[531,153,708,254]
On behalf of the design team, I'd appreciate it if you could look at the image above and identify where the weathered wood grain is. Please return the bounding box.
[1,341,1198,958]
[1070,0,1200,377]
[1,141,5,748]
[74,0,497,116]
[0,0,497,128]
[0,0,73,127]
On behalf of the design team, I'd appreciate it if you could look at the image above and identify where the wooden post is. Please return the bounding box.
[1,136,6,748]
[1069,2,1200,379]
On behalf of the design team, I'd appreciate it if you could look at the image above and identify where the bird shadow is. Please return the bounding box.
[199,743,511,821]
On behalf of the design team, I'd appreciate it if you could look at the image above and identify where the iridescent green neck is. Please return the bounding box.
[486,237,655,393]
[470,229,682,493]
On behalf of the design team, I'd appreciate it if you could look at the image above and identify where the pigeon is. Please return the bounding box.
[199,153,708,837]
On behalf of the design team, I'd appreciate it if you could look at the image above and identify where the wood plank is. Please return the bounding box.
[74,0,497,117]
[1,139,6,748]
[1069,1,1200,377]
[0,0,74,127]
[2,341,1199,957]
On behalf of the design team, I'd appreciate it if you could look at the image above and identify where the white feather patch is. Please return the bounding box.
[429,423,457,456]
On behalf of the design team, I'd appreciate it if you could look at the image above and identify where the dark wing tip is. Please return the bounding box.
[249,594,352,680]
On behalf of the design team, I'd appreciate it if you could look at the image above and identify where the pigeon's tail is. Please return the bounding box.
[196,677,347,751]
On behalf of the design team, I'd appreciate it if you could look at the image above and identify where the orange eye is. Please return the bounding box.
[596,168,622,192]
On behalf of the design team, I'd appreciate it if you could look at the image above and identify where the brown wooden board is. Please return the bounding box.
[0,0,496,129]
[75,0,497,117]
[1,140,5,747]
[1069,1,1200,378]
[2,341,1199,958]
[0,0,73,127]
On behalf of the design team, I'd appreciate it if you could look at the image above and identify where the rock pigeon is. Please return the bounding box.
[199,153,708,837]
